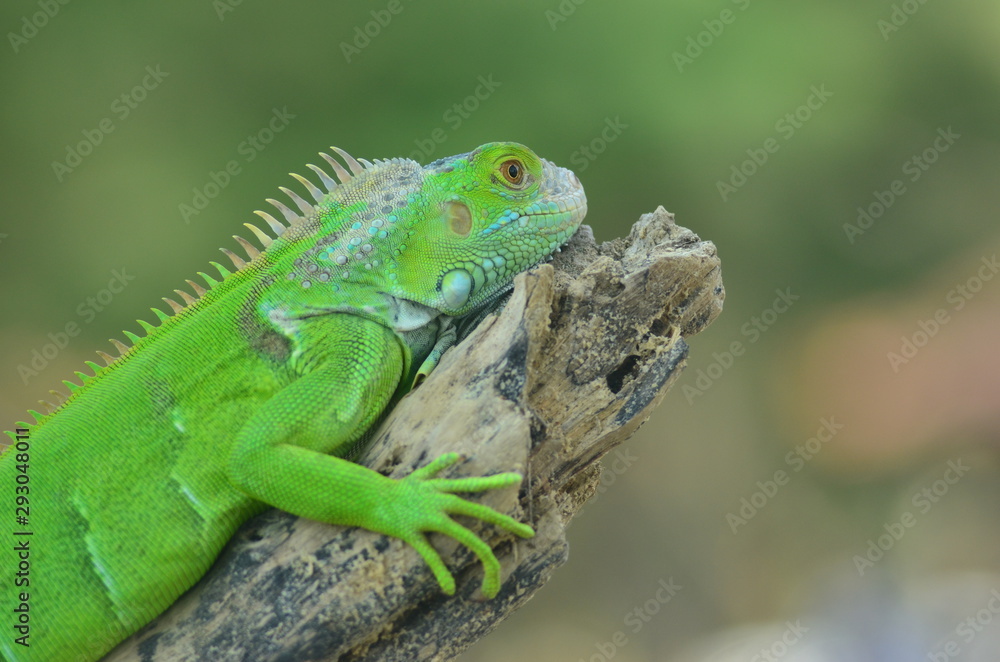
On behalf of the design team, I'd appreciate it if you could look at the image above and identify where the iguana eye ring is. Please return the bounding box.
[500,159,524,186]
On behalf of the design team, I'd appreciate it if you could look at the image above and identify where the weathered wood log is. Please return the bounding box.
[105,207,724,661]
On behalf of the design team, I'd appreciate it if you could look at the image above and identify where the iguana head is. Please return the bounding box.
[392,141,587,316]
[262,142,586,319]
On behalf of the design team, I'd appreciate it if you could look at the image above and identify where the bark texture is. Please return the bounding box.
[106,207,725,662]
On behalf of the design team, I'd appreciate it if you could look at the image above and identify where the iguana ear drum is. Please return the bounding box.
[444,201,472,237]
[441,268,473,309]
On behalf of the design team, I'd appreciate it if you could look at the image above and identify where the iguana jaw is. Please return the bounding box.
[531,157,587,241]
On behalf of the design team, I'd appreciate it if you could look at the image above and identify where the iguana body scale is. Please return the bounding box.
[0,143,586,660]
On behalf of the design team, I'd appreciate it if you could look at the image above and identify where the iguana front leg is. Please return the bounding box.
[414,289,514,387]
[413,322,457,388]
[227,314,533,597]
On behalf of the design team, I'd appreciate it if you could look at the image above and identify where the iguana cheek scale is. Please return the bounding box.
[0,142,586,661]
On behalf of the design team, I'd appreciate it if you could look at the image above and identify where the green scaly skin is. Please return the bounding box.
[0,142,586,661]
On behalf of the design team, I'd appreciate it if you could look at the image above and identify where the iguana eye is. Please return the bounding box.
[500,159,524,186]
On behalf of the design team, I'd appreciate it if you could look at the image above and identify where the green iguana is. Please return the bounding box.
[1,142,586,661]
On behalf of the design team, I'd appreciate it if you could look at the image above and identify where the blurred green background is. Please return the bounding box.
[2,1,1000,660]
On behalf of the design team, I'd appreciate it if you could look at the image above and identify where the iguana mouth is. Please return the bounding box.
[531,158,588,238]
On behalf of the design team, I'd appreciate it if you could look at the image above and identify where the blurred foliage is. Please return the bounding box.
[2,1,999,660]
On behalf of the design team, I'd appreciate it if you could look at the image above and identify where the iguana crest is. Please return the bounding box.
[10,146,374,431]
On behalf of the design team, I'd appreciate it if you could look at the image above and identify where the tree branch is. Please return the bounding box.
[105,207,724,661]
